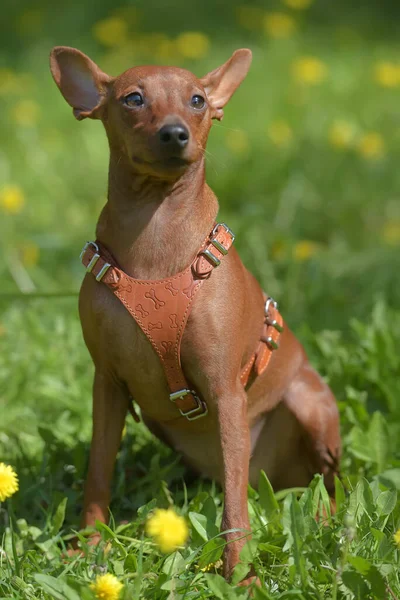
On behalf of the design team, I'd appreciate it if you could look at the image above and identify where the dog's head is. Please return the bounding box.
[50,46,252,180]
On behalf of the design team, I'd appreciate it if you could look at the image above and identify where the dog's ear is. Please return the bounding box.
[200,49,252,121]
[50,46,112,120]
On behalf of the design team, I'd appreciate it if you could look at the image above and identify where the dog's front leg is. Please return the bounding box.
[218,386,252,581]
[81,370,129,532]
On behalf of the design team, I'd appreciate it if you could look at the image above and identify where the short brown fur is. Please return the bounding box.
[50,46,341,584]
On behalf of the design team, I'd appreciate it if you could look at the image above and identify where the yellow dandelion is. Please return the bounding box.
[264,12,296,39]
[11,99,40,127]
[282,0,313,8]
[175,32,210,59]
[21,242,40,267]
[140,34,179,62]
[92,17,128,48]
[0,185,25,214]
[236,6,265,31]
[394,528,400,547]
[293,240,319,262]
[200,559,223,572]
[358,132,385,160]
[90,574,123,600]
[268,120,293,147]
[373,62,400,88]
[0,463,19,502]
[292,56,328,85]
[146,508,189,553]
[329,120,355,150]
[0,69,19,95]
[225,130,250,155]
[382,221,400,246]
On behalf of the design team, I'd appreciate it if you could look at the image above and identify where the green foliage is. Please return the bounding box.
[1,0,400,597]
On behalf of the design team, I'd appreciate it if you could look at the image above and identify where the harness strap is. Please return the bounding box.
[80,223,283,421]
[240,297,283,388]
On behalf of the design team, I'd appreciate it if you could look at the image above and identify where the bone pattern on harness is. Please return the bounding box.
[80,223,283,420]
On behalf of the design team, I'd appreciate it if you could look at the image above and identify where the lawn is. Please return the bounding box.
[1,0,400,598]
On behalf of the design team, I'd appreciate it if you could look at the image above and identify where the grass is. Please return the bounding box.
[1,0,400,597]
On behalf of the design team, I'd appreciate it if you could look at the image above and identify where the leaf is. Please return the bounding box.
[379,468,400,489]
[231,561,251,586]
[202,496,219,538]
[162,551,185,576]
[334,476,346,513]
[124,553,137,573]
[34,574,80,600]
[341,569,370,597]
[282,495,307,587]
[51,497,67,536]
[137,499,157,521]
[198,537,225,569]
[369,412,389,472]
[204,573,236,599]
[239,538,258,564]
[95,520,116,540]
[366,565,387,598]
[258,470,279,518]
[348,478,374,522]
[347,555,372,575]
[188,512,208,542]
[376,490,397,516]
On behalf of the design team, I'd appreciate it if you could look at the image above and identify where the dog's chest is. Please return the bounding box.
[80,274,217,421]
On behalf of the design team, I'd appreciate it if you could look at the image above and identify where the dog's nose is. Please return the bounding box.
[158,124,189,149]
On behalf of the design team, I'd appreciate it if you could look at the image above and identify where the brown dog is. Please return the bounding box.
[50,46,340,583]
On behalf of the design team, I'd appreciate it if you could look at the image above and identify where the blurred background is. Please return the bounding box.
[1,0,400,522]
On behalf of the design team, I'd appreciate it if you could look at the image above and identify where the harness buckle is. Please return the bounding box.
[169,389,208,420]
[80,241,99,261]
[212,222,236,243]
[264,296,278,314]
[200,223,236,268]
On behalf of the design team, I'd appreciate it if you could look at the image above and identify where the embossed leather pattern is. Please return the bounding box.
[80,224,283,420]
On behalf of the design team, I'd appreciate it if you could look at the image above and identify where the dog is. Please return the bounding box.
[50,45,341,583]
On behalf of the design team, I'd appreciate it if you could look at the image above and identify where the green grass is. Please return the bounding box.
[1,0,400,597]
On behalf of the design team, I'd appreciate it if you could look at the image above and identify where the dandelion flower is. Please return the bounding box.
[92,17,128,48]
[146,508,189,553]
[293,241,319,262]
[200,558,223,572]
[90,574,123,600]
[382,221,400,246]
[175,32,210,59]
[358,132,385,160]
[394,528,400,547]
[268,120,293,147]
[264,12,296,39]
[292,57,328,85]
[329,120,355,150]
[0,463,19,502]
[0,185,25,214]
[374,62,400,88]
[21,242,40,267]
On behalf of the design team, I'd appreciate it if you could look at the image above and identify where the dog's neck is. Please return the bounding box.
[96,151,219,279]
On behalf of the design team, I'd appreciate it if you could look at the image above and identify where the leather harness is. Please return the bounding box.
[80,223,283,421]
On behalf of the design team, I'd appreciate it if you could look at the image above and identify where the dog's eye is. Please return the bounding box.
[124,92,144,107]
[190,94,205,109]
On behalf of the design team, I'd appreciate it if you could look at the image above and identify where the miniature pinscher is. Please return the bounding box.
[50,46,340,584]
